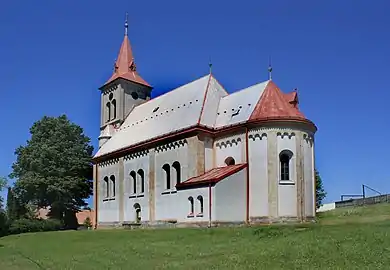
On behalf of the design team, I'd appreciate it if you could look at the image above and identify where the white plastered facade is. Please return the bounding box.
[94,74,316,227]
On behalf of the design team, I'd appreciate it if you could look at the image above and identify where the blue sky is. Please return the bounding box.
[0,1,389,204]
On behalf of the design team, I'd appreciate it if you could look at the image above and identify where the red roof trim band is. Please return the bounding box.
[93,117,316,163]
[176,164,248,188]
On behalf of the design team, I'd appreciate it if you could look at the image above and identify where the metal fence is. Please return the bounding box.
[335,194,390,208]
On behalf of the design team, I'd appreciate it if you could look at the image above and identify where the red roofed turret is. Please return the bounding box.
[249,81,306,121]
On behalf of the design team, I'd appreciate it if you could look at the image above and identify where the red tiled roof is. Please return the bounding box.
[36,207,95,225]
[250,81,305,121]
[176,163,247,188]
[102,36,151,88]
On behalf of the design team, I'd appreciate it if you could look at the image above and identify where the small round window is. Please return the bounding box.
[131,92,139,100]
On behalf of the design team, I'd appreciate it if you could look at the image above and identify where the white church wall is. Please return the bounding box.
[248,130,269,218]
[215,133,245,167]
[204,137,214,171]
[213,168,247,222]
[97,161,120,223]
[277,131,298,217]
[176,187,210,223]
[303,133,315,217]
[123,152,150,222]
[154,139,189,221]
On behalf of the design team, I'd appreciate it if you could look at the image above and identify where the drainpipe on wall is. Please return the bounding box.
[245,128,250,225]
[94,164,98,230]
[208,182,212,228]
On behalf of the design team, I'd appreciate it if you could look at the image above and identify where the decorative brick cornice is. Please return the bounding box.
[124,150,149,161]
[303,133,314,147]
[155,139,188,153]
[277,131,296,139]
[103,84,119,95]
[215,135,243,149]
[248,132,267,141]
[98,158,120,167]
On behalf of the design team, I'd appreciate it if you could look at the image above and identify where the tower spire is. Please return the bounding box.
[268,56,273,80]
[124,12,129,36]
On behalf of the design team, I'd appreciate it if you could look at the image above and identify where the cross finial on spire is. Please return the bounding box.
[209,57,213,74]
[124,12,129,36]
[268,56,273,80]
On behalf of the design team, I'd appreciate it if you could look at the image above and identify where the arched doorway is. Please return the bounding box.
[134,203,141,223]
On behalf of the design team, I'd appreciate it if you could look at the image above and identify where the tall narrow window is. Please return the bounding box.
[172,161,181,185]
[279,150,293,181]
[162,164,171,190]
[110,175,116,197]
[130,171,137,194]
[106,102,111,122]
[138,169,145,193]
[112,99,117,119]
[104,176,109,198]
[197,195,204,214]
[188,196,194,215]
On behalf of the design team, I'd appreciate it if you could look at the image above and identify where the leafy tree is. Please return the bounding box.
[6,187,16,220]
[0,176,9,236]
[6,187,28,221]
[0,176,7,209]
[9,115,93,228]
[315,169,326,209]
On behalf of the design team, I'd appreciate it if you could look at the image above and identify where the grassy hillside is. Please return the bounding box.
[1,204,390,269]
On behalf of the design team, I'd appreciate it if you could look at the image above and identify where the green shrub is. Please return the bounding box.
[8,218,63,235]
[83,217,92,228]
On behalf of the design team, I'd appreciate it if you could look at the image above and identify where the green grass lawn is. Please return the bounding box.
[1,204,390,270]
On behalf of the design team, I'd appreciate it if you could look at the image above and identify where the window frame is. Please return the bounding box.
[279,149,295,185]
[137,169,145,194]
[187,196,194,218]
[172,161,181,185]
[162,164,171,190]
[110,175,116,197]
[130,171,137,194]
[197,195,204,217]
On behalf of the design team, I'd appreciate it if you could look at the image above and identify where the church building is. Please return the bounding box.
[91,19,317,228]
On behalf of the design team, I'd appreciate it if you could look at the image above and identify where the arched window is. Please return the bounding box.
[110,175,116,197]
[188,197,194,215]
[134,203,141,223]
[197,195,204,214]
[112,99,117,119]
[137,169,145,193]
[279,150,293,181]
[104,176,109,198]
[106,102,111,122]
[130,171,137,194]
[225,156,235,166]
[162,164,171,190]
[172,161,181,185]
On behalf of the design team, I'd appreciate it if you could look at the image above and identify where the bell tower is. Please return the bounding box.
[98,14,153,148]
